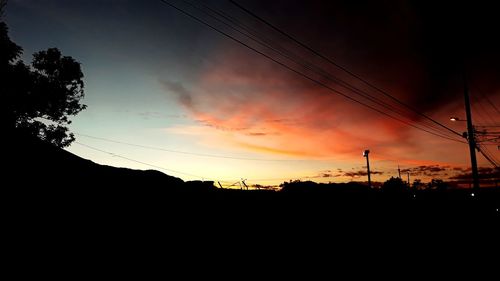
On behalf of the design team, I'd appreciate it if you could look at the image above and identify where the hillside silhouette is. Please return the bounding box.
[6,129,183,186]
[5,128,498,221]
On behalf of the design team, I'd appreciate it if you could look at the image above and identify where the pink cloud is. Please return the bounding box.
[163,45,496,167]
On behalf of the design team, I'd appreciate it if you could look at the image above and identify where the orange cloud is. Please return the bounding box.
[162,46,494,169]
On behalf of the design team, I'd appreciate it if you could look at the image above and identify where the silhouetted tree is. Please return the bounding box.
[1,21,86,147]
[381,177,409,193]
[411,179,424,191]
[427,179,448,191]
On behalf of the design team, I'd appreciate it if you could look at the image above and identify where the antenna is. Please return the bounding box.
[241,178,248,190]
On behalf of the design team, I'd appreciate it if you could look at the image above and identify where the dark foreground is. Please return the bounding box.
[5,131,499,225]
[3,131,499,270]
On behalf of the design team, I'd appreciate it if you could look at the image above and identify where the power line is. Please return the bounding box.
[158,0,466,143]
[472,83,500,115]
[76,133,326,162]
[228,0,463,139]
[475,125,500,128]
[484,95,500,115]
[472,102,495,127]
[182,0,461,141]
[476,143,499,168]
[471,93,498,126]
[74,141,345,185]
[74,141,216,180]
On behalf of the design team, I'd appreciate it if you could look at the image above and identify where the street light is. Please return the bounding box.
[449,114,480,191]
[363,150,371,188]
[363,150,369,157]
[450,116,470,123]
[450,117,470,139]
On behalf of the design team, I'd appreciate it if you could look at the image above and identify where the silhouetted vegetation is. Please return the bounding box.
[381,177,409,194]
[412,179,424,191]
[1,21,86,147]
[427,179,449,191]
[4,127,499,223]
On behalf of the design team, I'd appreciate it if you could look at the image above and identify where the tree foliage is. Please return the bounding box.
[411,179,423,191]
[427,179,448,191]
[1,21,86,147]
[381,177,409,193]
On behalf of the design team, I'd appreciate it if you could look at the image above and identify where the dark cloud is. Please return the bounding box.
[309,170,341,179]
[401,165,456,179]
[401,165,450,177]
[246,132,268,136]
[400,165,498,181]
[449,167,500,180]
[160,80,193,109]
[415,165,449,173]
[344,170,383,178]
[266,118,300,126]
[237,0,500,112]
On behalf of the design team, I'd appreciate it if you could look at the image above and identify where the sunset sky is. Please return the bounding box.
[5,0,499,186]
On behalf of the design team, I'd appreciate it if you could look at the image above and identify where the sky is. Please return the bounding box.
[4,0,500,186]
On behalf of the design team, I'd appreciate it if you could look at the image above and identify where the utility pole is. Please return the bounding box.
[463,73,480,192]
[398,165,401,179]
[363,150,371,188]
[407,172,410,186]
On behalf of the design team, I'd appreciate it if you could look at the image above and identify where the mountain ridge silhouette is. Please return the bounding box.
[4,129,499,222]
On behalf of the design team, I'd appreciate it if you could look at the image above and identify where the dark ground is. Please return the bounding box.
[4,129,499,237]
[3,131,498,270]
